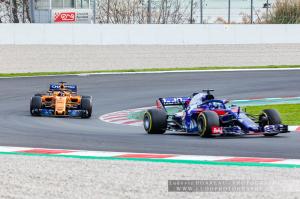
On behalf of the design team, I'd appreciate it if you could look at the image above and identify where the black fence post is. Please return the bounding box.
[200,0,203,24]
[250,0,253,23]
[228,0,231,24]
[147,0,151,24]
[107,0,110,23]
[190,0,194,24]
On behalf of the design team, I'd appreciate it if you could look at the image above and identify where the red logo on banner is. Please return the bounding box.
[54,12,76,22]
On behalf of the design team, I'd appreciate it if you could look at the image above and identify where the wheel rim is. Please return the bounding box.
[198,117,204,133]
[259,113,269,127]
[144,115,150,130]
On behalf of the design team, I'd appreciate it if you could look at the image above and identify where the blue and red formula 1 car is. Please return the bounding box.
[143,90,289,137]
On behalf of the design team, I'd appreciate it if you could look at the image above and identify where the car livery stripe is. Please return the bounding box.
[0,146,300,168]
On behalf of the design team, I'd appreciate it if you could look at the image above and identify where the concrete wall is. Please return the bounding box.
[1,24,300,45]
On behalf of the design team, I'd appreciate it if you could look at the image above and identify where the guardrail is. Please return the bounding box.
[1,24,300,45]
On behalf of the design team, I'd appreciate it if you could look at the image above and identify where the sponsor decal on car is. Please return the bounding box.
[211,127,223,135]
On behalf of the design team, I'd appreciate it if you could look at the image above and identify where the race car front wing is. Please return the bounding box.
[211,124,289,136]
[37,109,84,117]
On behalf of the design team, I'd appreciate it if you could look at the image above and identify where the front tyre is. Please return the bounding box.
[197,111,220,137]
[259,109,282,136]
[81,97,92,118]
[143,109,167,134]
[30,96,42,116]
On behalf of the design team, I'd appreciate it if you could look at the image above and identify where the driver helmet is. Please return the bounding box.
[58,91,65,96]
[202,94,214,102]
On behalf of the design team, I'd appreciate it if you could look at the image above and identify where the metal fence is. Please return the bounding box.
[95,0,274,24]
[0,0,276,24]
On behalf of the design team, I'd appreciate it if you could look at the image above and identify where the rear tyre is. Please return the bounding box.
[30,96,42,116]
[197,111,220,137]
[143,109,167,134]
[81,97,92,118]
[34,93,45,97]
[259,109,282,136]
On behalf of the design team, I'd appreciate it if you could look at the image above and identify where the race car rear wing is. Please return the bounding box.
[49,84,77,93]
[156,97,191,110]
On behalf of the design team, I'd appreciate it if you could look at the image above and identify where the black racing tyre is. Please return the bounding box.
[82,96,92,100]
[259,109,282,136]
[261,109,282,125]
[30,96,42,116]
[143,109,167,134]
[81,97,92,118]
[197,111,220,137]
[34,93,44,97]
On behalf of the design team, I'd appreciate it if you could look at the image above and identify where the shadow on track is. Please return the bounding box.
[163,132,289,139]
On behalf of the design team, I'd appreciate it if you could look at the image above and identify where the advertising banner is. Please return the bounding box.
[52,9,92,23]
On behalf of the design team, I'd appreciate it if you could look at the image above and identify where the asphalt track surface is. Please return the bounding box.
[1,70,300,159]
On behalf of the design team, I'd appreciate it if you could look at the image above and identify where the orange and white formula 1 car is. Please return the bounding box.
[30,82,92,118]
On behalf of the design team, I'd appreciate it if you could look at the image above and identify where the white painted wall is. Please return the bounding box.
[1,24,300,45]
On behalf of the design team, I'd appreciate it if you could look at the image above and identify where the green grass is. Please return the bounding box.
[245,104,300,125]
[0,65,300,77]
